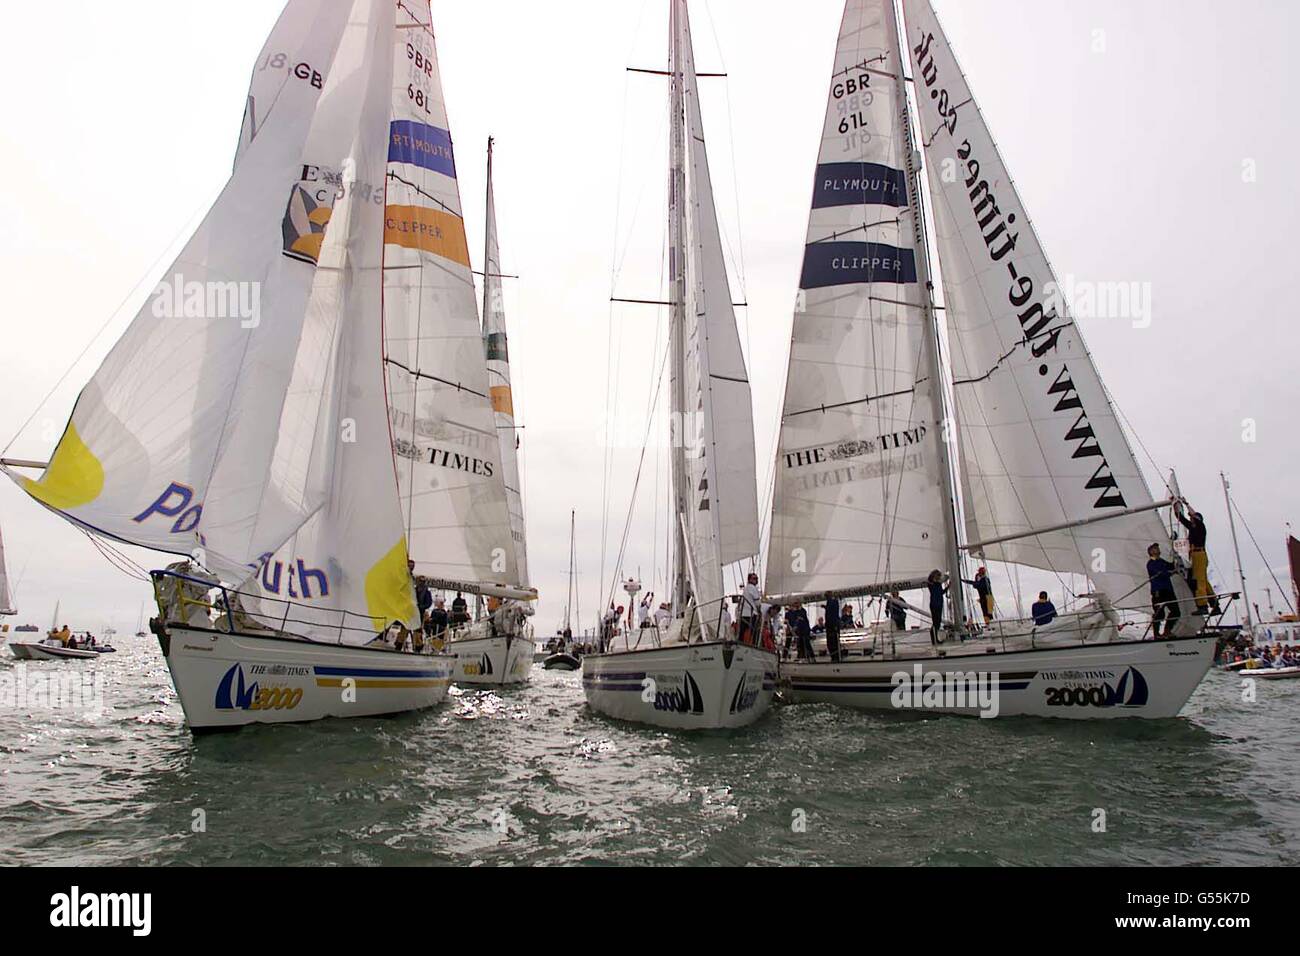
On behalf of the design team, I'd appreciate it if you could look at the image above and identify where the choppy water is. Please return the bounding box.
[0,635,1295,866]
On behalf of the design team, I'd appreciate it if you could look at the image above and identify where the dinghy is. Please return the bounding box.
[1247,666,1300,681]
[581,0,778,731]
[0,0,534,731]
[9,639,98,662]
[544,651,581,672]
[764,0,1213,719]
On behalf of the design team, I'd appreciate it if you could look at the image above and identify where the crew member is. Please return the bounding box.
[1146,543,1181,638]
[1031,591,1057,626]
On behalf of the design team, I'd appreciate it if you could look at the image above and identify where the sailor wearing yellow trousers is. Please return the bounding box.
[1175,500,1217,615]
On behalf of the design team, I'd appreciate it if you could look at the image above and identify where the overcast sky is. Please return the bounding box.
[1,0,1297,634]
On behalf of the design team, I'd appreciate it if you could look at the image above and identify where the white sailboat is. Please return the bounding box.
[441,137,538,687]
[0,0,528,729]
[766,0,1213,719]
[581,0,778,730]
[0,521,14,640]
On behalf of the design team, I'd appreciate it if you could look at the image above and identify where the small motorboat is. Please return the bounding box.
[1247,666,1300,681]
[9,639,99,661]
[543,652,581,671]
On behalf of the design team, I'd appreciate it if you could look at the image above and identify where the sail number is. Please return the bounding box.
[407,43,434,77]
[256,52,324,90]
[408,85,433,116]
[833,72,873,142]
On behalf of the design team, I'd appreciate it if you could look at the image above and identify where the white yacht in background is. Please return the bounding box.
[765,0,1212,719]
[443,137,538,687]
[581,0,778,731]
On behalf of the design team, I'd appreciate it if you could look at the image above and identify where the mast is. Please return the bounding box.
[1222,472,1252,628]
[891,0,967,631]
[668,0,689,617]
[565,510,576,630]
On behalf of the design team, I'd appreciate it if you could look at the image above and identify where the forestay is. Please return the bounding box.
[670,0,760,628]
[482,140,530,587]
[902,0,1183,611]
[766,0,949,600]
[382,0,518,589]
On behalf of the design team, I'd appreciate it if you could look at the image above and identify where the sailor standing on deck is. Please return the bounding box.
[737,573,761,644]
[824,594,842,662]
[1146,543,1181,638]
[926,570,949,645]
[1174,500,1219,615]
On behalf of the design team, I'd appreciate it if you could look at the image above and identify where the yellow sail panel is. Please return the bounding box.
[364,537,417,631]
[383,205,470,267]
[21,424,105,511]
[489,385,514,417]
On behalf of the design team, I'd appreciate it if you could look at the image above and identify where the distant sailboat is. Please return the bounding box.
[135,601,148,639]
[581,0,778,730]
[441,137,538,687]
[767,0,1213,719]
[0,520,14,620]
[0,0,534,727]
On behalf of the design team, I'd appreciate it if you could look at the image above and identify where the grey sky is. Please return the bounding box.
[1,0,1296,633]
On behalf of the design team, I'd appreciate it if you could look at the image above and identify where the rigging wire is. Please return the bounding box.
[1231,497,1297,617]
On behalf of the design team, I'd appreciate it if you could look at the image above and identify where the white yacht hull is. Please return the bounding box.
[160,625,452,732]
[781,635,1214,719]
[446,632,535,685]
[582,641,778,730]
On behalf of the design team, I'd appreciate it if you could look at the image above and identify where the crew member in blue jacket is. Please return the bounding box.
[1146,543,1180,638]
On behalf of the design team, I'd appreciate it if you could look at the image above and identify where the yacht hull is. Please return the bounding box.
[160,625,452,732]
[781,635,1214,719]
[582,641,778,730]
[8,641,98,661]
[446,632,535,685]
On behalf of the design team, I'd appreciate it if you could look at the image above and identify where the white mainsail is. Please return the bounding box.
[669,0,760,628]
[0,522,14,615]
[482,138,530,587]
[2,0,358,583]
[382,1,518,591]
[765,0,950,600]
[901,0,1182,612]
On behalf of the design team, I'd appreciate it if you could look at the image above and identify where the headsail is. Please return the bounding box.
[765,0,950,600]
[382,1,518,589]
[902,0,1181,611]
[0,522,14,615]
[2,0,358,583]
[669,0,760,628]
[241,0,418,640]
[235,0,330,165]
[482,138,530,587]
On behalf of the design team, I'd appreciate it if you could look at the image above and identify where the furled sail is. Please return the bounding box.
[902,0,1186,612]
[765,0,950,600]
[382,0,518,589]
[2,0,358,583]
[670,0,760,627]
[0,523,14,615]
[239,0,419,640]
[482,138,530,587]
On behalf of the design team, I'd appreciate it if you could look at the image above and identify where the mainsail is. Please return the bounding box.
[382,1,518,591]
[765,0,950,600]
[902,0,1183,611]
[482,138,530,587]
[0,522,14,615]
[1,0,358,583]
[668,0,760,628]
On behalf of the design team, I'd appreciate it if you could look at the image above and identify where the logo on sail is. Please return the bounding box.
[282,182,334,265]
[800,241,917,290]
